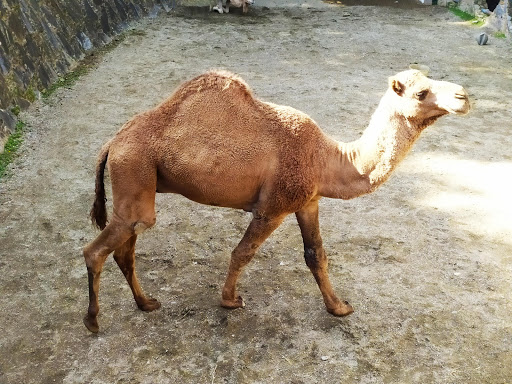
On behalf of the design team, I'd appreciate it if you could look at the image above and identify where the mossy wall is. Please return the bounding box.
[0,0,176,144]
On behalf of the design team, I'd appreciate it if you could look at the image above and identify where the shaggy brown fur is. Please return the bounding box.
[83,69,469,333]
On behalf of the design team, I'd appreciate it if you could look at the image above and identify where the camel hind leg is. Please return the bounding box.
[83,221,134,333]
[113,235,161,312]
[83,160,158,333]
[83,213,157,333]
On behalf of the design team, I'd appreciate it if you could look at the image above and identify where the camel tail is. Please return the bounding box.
[90,142,110,230]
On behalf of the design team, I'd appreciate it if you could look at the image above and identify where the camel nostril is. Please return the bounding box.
[455,90,468,100]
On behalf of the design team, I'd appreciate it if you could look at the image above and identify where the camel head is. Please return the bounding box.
[387,70,470,126]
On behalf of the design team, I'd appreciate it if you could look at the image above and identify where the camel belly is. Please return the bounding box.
[156,166,263,211]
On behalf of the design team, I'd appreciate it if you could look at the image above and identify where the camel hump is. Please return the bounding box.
[173,70,254,103]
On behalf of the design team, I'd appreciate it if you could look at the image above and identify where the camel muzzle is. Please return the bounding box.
[452,89,470,115]
[440,87,470,115]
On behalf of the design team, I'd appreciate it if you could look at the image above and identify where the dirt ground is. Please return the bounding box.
[1,0,512,383]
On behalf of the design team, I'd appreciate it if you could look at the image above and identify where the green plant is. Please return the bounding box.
[41,66,89,99]
[40,34,129,99]
[10,105,21,116]
[447,4,486,26]
[448,4,476,21]
[494,31,507,39]
[23,87,37,102]
[0,120,26,180]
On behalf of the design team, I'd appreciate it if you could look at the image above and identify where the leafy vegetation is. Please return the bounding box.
[448,5,476,21]
[10,105,21,116]
[41,66,89,99]
[23,87,37,102]
[0,29,139,181]
[41,32,132,99]
[0,120,26,179]
[448,4,485,26]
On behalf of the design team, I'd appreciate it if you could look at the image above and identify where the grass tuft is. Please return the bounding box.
[448,4,485,27]
[449,6,475,21]
[0,29,134,181]
[0,120,26,180]
[448,4,485,26]
[41,66,89,99]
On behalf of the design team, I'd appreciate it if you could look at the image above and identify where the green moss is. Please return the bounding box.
[10,105,21,116]
[447,4,486,27]
[128,29,147,36]
[494,31,507,39]
[448,4,476,21]
[41,34,128,99]
[41,66,89,99]
[24,87,37,102]
[0,30,134,181]
[0,120,26,180]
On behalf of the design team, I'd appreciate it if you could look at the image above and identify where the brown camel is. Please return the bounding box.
[83,69,470,333]
[211,0,253,14]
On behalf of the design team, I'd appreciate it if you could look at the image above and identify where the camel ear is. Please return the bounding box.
[389,78,405,96]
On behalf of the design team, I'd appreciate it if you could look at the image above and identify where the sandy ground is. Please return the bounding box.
[1,0,512,383]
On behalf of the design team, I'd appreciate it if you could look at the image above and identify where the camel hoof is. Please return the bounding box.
[83,315,99,333]
[221,295,245,309]
[327,300,354,317]
[137,297,161,312]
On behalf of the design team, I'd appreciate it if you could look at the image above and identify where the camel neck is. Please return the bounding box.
[318,96,423,200]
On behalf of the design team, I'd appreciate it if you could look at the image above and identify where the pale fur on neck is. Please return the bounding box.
[356,90,446,191]
[358,102,420,189]
[326,91,439,200]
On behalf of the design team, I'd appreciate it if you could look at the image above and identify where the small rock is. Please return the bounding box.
[476,33,488,45]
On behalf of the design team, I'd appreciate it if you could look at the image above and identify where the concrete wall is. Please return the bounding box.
[0,0,176,146]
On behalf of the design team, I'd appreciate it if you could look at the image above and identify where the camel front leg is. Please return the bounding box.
[212,0,224,13]
[295,200,353,316]
[113,235,161,312]
[221,213,285,309]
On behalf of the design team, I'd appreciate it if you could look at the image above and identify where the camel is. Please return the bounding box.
[211,0,253,14]
[83,69,469,333]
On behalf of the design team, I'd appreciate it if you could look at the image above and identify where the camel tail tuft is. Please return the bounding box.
[90,142,110,230]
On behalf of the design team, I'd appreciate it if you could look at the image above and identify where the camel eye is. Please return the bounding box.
[415,90,429,100]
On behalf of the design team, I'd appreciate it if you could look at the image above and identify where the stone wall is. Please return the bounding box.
[1,0,511,147]
[0,0,176,147]
[489,0,512,33]
[444,0,511,30]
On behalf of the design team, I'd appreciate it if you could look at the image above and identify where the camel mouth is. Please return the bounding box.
[443,91,470,115]
[446,104,470,115]
[450,99,471,115]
